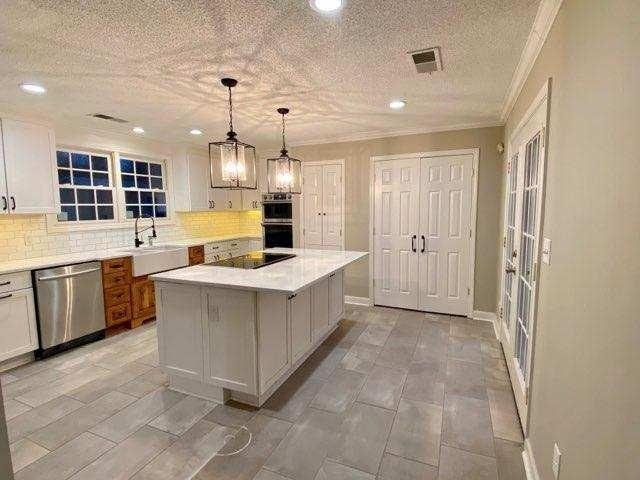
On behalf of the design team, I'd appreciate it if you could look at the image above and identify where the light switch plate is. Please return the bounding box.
[552,443,562,479]
[542,237,552,264]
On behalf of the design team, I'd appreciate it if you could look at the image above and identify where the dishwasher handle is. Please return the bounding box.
[37,267,101,282]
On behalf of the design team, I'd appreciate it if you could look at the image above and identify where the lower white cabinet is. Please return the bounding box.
[257,292,290,394]
[289,289,312,364]
[0,273,38,363]
[311,278,330,341]
[328,270,344,326]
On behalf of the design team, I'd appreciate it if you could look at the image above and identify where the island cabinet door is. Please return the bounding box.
[257,292,291,395]
[311,278,330,341]
[328,271,344,326]
[202,287,257,395]
[155,283,204,381]
[289,289,312,365]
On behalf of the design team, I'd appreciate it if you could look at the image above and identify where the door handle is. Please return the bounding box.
[37,267,101,281]
[10,196,16,211]
[421,235,426,253]
[505,266,516,274]
[1,196,6,211]
[411,235,416,252]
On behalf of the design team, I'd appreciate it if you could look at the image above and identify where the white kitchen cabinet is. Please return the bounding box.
[328,270,344,326]
[0,118,56,214]
[249,239,263,251]
[242,189,261,210]
[257,292,290,394]
[311,278,330,341]
[202,287,257,394]
[156,283,203,381]
[289,289,311,364]
[0,280,38,363]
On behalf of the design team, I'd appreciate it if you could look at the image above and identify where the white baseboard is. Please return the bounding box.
[472,310,497,323]
[522,438,541,480]
[344,296,372,306]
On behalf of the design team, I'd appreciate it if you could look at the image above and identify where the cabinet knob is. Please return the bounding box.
[10,196,16,211]
[1,196,6,211]
[228,201,232,208]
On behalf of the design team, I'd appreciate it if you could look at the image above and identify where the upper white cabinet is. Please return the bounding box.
[0,118,56,214]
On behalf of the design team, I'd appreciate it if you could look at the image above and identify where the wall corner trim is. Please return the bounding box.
[344,296,372,307]
[472,310,497,323]
[500,0,563,122]
[522,438,541,480]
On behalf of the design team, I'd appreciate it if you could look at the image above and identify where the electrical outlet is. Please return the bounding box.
[552,443,562,479]
[542,237,552,264]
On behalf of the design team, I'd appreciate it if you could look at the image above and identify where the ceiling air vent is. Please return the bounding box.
[409,47,442,74]
[89,113,129,123]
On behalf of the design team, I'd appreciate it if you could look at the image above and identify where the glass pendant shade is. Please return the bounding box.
[267,108,302,194]
[209,78,257,190]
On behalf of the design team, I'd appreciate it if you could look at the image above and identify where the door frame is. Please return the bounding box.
[368,148,480,317]
[498,79,551,432]
[300,159,346,250]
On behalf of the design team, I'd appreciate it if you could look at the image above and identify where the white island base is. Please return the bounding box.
[154,269,346,406]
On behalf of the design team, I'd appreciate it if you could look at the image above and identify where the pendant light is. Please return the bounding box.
[209,78,257,189]
[267,108,302,194]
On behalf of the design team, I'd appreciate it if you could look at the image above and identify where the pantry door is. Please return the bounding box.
[373,158,420,309]
[417,154,473,315]
[302,165,323,247]
[321,163,343,248]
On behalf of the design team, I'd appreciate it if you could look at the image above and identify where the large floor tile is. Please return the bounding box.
[386,398,442,467]
[2,369,67,399]
[443,394,495,457]
[487,389,523,443]
[448,336,483,364]
[254,469,293,480]
[375,342,415,372]
[261,371,325,422]
[357,324,393,347]
[494,439,527,480]
[69,426,175,480]
[356,365,406,410]
[314,458,374,479]
[445,359,488,401]
[148,395,215,436]
[67,362,152,403]
[328,402,394,474]
[301,346,348,380]
[310,368,366,413]
[9,439,49,472]
[377,453,438,480]
[438,446,498,480]
[14,432,114,480]
[205,400,258,427]
[3,399,31,421]
[402,359,446,406]
[7,395,84,443]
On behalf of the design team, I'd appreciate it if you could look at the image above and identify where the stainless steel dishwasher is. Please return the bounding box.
[34,261,106,357]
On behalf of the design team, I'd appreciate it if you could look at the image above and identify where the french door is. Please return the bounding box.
[499,83,549,428]
[373,153,474,315]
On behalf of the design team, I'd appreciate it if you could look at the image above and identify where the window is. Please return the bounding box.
[120,157,167,218]
[56,149,115,221]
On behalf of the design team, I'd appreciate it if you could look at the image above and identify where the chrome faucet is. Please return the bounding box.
[134,215,156,248]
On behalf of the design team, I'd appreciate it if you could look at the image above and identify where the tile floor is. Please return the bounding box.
[1,305,526,480]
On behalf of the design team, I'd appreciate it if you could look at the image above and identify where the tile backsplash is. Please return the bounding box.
[0,211,262,262]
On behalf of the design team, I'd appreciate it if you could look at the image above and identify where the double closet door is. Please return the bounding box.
[373,153,474,315]
[302,163,343,250]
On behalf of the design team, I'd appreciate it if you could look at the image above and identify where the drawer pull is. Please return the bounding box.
[0,293,13,300]
[329,273,336,278]
[0,281,11,286]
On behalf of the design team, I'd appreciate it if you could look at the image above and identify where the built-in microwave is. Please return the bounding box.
[262,193,293,223]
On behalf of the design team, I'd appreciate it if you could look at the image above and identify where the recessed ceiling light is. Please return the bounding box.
[310,0,342,13]
[389,99,407,110]
[132,126,145,134]
[189,129,203,135]
[20,83,46,95]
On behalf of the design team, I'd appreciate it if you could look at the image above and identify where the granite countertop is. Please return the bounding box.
[150,248,368,294]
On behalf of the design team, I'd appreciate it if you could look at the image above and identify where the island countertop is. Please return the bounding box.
[150,248,368,294]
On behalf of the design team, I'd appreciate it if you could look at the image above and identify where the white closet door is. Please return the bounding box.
[373,158,420,309]
[322,164,342,248]
[417,154,473,315]
[303,165,323,247]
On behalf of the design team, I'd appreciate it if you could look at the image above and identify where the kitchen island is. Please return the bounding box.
[150,248,367,406]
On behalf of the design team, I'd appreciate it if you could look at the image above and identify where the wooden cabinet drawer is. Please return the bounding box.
[106,302,132,327]
[103,270,132,289]
[188,245,205,266]
[104,285,131,307]
[102,257,132,275]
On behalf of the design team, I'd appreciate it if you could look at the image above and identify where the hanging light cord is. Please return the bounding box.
[281,113,288,154]
[227,85,234,135]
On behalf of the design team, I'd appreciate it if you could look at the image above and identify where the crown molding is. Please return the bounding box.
[500,0,564,122]
[288,121,503,148]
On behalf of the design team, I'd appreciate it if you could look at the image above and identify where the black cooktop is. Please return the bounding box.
[207,252,296,269]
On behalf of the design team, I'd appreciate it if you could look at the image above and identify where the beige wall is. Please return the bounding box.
[502,1,639,478]
[294,126,504,312]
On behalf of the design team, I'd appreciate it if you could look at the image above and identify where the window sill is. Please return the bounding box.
[45,214,175,234]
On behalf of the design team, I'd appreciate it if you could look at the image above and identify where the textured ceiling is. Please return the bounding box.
[0,0,540,149]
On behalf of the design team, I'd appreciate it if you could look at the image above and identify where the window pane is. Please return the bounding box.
[135,161,148,175]
[97,205,114,220]
[91,155,109,171]
[96,190,113,204]
[153,192,166,204]
[136,176,149,189]
[155,205,167,218]
[77,189,95,204]
[125,191,139,204]
[59,188,75,204]
[126,205,139,218]
[58,169,72,185]
[120,158,134,173]
[141,205,154,218]
[149,163,162,176]
[60,205,77,221]
[150,177,163,189]
[78,205,96,221]
[71,153,90,169]
[92,172,109,187]
[140,191,153,204]
[56,151,70,168]
[121,174,135,188]
[73,170,91,186]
